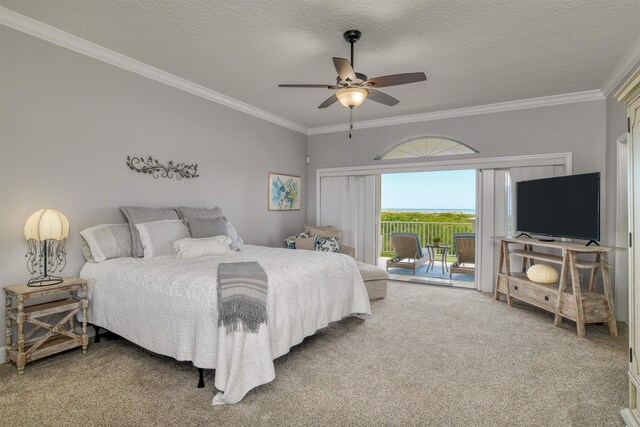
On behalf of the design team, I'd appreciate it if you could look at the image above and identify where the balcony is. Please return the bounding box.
[380,220,475,287]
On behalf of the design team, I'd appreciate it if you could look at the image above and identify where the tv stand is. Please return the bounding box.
[492,236,622,337]
[585,240,600,247]
[515,232,531,238]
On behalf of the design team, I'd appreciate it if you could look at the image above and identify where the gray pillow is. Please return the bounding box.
[120,207,179,257]
[175,206,243,250]
[135,219,190,259]
[176,206,224,221]
[80,223,133,262]
[188,217,229,238]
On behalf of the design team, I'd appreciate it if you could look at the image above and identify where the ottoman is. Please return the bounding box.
[356,261,388,300]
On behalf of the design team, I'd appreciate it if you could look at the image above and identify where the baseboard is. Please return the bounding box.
[0,346,5,364]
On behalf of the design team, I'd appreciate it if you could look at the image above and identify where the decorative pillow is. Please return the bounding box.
[314,236,341,253]
[135,219,190,259]
[526,264,559,284]
[120,207,179,257]
[188,217,228,238]
[174,236,234,259]
[80,223,133,262]
[296,237,316,251]
[285,237,296,249]
[307,226,342,239]
[304,224,337,232]
[175,206,243,250]
[284,231,310,249]
[175,206,224,221]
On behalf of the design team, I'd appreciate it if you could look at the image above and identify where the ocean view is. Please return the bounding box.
[382,208,475,214]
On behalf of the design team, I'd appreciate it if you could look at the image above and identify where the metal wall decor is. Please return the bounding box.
[126,156,199,179]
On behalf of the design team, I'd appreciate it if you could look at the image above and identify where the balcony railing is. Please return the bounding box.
[380,221,473,255]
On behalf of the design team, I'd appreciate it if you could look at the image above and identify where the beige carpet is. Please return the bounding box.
[0,282,627,426]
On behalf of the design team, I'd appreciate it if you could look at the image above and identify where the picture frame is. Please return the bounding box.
[268,173,301,211]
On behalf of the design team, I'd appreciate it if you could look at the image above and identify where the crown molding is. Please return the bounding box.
[0,7,308,135]
[307,90,605,135]
[602,36,640,96]
[0,6,618,137]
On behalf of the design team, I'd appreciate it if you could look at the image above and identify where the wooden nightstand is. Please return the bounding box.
[4,277,88,374]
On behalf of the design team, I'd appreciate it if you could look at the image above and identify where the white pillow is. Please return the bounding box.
[135,220,190,259]
[174,236,234,259]
[80,224,133,262]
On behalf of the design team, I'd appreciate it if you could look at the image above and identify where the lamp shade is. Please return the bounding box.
[24,209,69,241]
[336,88,368,108]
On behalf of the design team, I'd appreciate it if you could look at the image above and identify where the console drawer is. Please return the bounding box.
[508,280,558,310]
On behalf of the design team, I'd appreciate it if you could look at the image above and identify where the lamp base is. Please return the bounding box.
[27,275,63,287]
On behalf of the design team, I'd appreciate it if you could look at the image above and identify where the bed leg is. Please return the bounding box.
[197,368,205,388]
[94,325,101,343]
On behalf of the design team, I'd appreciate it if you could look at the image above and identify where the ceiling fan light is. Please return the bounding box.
[336,88,368,108]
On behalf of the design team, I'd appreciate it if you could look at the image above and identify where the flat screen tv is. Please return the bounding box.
[516,172,600,242]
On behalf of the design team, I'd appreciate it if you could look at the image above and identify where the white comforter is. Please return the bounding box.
[80,245,371,404]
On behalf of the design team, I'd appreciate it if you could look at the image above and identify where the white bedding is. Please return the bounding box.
[79,245,371,404]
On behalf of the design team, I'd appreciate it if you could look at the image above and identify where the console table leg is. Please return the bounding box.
[554,251,569,327]
[569,251,586,337]
[600,252,618,337]
[504,242,513,306]
[588,253,601,292]
[495,243,505,301]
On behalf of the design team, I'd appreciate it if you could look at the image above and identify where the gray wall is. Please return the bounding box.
[307,100,607,227]
[0,27,307,349]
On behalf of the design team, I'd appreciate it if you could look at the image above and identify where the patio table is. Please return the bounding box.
[425,244,449,274]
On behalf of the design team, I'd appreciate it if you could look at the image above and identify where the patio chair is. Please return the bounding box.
[386,233,430,275]
[450,233,476,279]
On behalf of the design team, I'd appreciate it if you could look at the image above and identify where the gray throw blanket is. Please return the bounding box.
[217,261,268,333]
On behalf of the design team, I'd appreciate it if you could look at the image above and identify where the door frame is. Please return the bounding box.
[316,152,572,219]
[616,133,630,323]
[316,152,573,291]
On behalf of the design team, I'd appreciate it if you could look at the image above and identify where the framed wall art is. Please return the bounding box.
[268,173,301,211]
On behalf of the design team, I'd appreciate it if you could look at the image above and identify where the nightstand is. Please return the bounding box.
[4,277,88,374]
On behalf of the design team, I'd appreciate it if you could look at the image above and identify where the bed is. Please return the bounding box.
[80,244,371,404]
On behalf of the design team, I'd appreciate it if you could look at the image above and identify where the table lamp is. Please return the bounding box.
[24,208,69,286]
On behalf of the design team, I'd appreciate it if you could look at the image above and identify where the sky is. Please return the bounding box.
[381,170,476,210]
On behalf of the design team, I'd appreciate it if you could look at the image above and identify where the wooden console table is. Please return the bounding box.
[492,236,624,337]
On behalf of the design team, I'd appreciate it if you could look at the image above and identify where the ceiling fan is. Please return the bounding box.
[279,30,427,137]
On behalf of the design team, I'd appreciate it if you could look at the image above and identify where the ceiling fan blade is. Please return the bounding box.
[366,89,399,106]
[333,57,356,81]
[318,94,339,109]
[367,72,427,88]
[279,84,337,88]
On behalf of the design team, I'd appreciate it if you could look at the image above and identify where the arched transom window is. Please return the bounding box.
[374,136,478,160]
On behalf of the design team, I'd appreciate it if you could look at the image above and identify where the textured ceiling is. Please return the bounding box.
[2,0,640,129]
